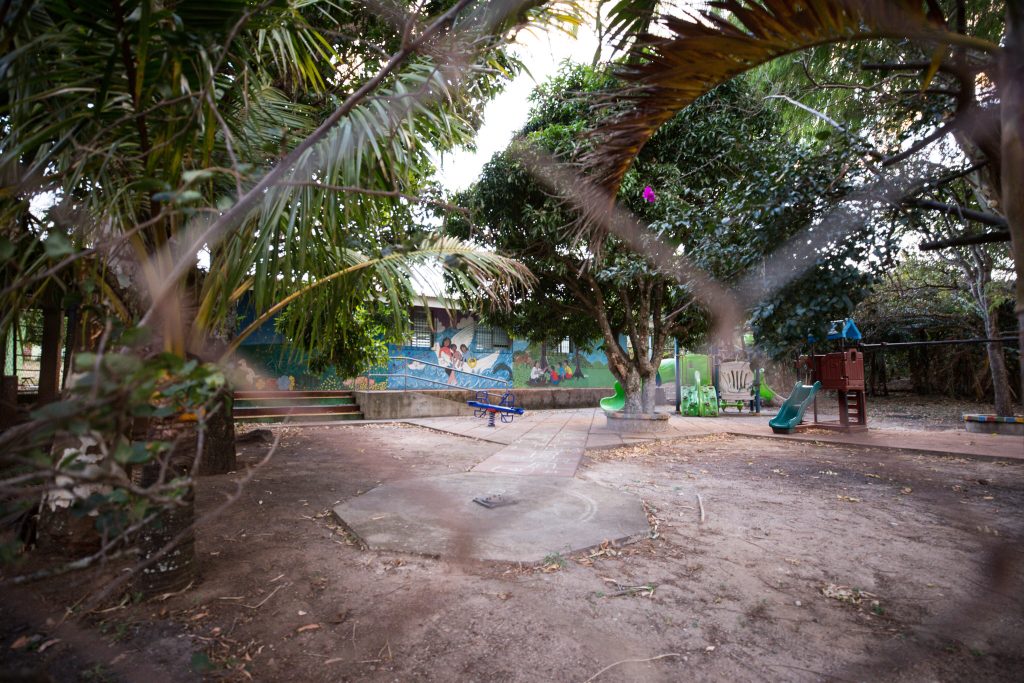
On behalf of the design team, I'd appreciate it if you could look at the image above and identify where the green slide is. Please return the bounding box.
[599,381,626,412]
[600,359,676,412]
[768,381,821,434]
[752,368,777,405]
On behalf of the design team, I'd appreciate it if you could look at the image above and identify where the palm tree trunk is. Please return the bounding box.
[134,419,198,596]
[195,390,237,475]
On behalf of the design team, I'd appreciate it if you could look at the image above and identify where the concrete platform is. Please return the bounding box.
[332,472,650,564]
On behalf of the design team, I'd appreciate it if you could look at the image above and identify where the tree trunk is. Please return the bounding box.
[135,419,198,597]
[641,371,658,413]
[1004,2,1024,414]
[573,347,585,378]
[622,368,643,414]
[539,340,548,370]
[195,390,237,475]
[982,301,1013,415]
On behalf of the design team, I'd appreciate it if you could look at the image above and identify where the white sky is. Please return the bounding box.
[432,24,601,192]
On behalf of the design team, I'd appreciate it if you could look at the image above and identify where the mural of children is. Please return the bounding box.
[561,360,574,381]
[458,344,470,371]
[529,361,544,385]
[549,365,560,385]
[438,337,457,385]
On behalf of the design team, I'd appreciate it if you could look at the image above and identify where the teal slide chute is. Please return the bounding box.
[768,381,821,434]
[600,359,676,412]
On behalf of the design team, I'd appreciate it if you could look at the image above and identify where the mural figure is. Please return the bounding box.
[529,361,544,385]
[438,337,456,385]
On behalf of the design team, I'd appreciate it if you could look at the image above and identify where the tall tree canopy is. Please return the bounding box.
[449,62,894,412]
[586,0,1021,409]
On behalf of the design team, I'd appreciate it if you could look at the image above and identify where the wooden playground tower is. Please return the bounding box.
[796,347,869,433]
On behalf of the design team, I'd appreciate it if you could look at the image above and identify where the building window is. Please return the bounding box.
[557,337,571,354]
[475,324,510,350]
[409,308,432,348]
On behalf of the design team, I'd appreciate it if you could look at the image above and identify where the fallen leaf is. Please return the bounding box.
[37,639,60,653]
[900,487,912,495]
[297,624,320,633]
[190,612,210,621]
[10,635,33,650]
[837,495,861,503]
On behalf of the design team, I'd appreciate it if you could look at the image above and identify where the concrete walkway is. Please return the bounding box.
[408,408,1024,476]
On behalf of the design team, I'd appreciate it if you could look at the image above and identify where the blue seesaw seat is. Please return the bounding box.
[467,390,525,427]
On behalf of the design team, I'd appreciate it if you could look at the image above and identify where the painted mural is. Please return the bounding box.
[234,304,618,392]
[385,309,514,390]
[511,340,617,389]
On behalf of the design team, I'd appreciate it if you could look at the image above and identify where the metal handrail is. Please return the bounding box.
[360,354,512,391]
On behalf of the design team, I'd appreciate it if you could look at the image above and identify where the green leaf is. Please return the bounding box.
[114,442,154,465]
[43,232,74,258]
[103,354,143,376]
[29,400,80,421]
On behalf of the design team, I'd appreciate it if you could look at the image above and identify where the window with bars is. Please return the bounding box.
[475,324,510,350]
[409,308,433,348]
[557,337,571,354]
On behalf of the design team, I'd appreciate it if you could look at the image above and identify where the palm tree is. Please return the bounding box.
[0,0,576,593]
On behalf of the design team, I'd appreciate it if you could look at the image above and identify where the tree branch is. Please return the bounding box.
[919,229,1011,251]
[903,197,1008,227]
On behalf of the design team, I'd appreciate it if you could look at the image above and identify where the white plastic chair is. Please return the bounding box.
[719,361,753,408]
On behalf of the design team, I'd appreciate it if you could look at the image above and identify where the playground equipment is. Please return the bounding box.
[467,390,525,427]
[769,381,822,433]
[794,350,868,430]
[752,368,776,409]
[679,354,718,417]
[795,325,869,431]
[682,369,719,417]
[718,361,753,412]
[599,359,676,412]
[717,362,778,412]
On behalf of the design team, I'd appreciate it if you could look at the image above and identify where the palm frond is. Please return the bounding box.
[583,0,998,200]
[223,235,534,358]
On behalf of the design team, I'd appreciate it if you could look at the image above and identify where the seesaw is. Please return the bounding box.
[467,390,525,427]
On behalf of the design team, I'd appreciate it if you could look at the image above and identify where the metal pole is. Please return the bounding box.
[673,338,681,412]
[859,336,1018,349]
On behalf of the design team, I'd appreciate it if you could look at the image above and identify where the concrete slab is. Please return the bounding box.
[332,472,650,564]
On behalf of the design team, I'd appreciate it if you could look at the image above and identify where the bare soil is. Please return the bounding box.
[800,392,1003,431]
[4,422,1024,682]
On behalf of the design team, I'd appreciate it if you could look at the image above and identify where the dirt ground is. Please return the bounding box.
[3,421,1024,682]
[804,393,1001,431]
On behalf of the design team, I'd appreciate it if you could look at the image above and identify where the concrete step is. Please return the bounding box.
[234,404,360,417]
[234,396,356,407]
[235,412,364,424]
[234,390,354,400]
